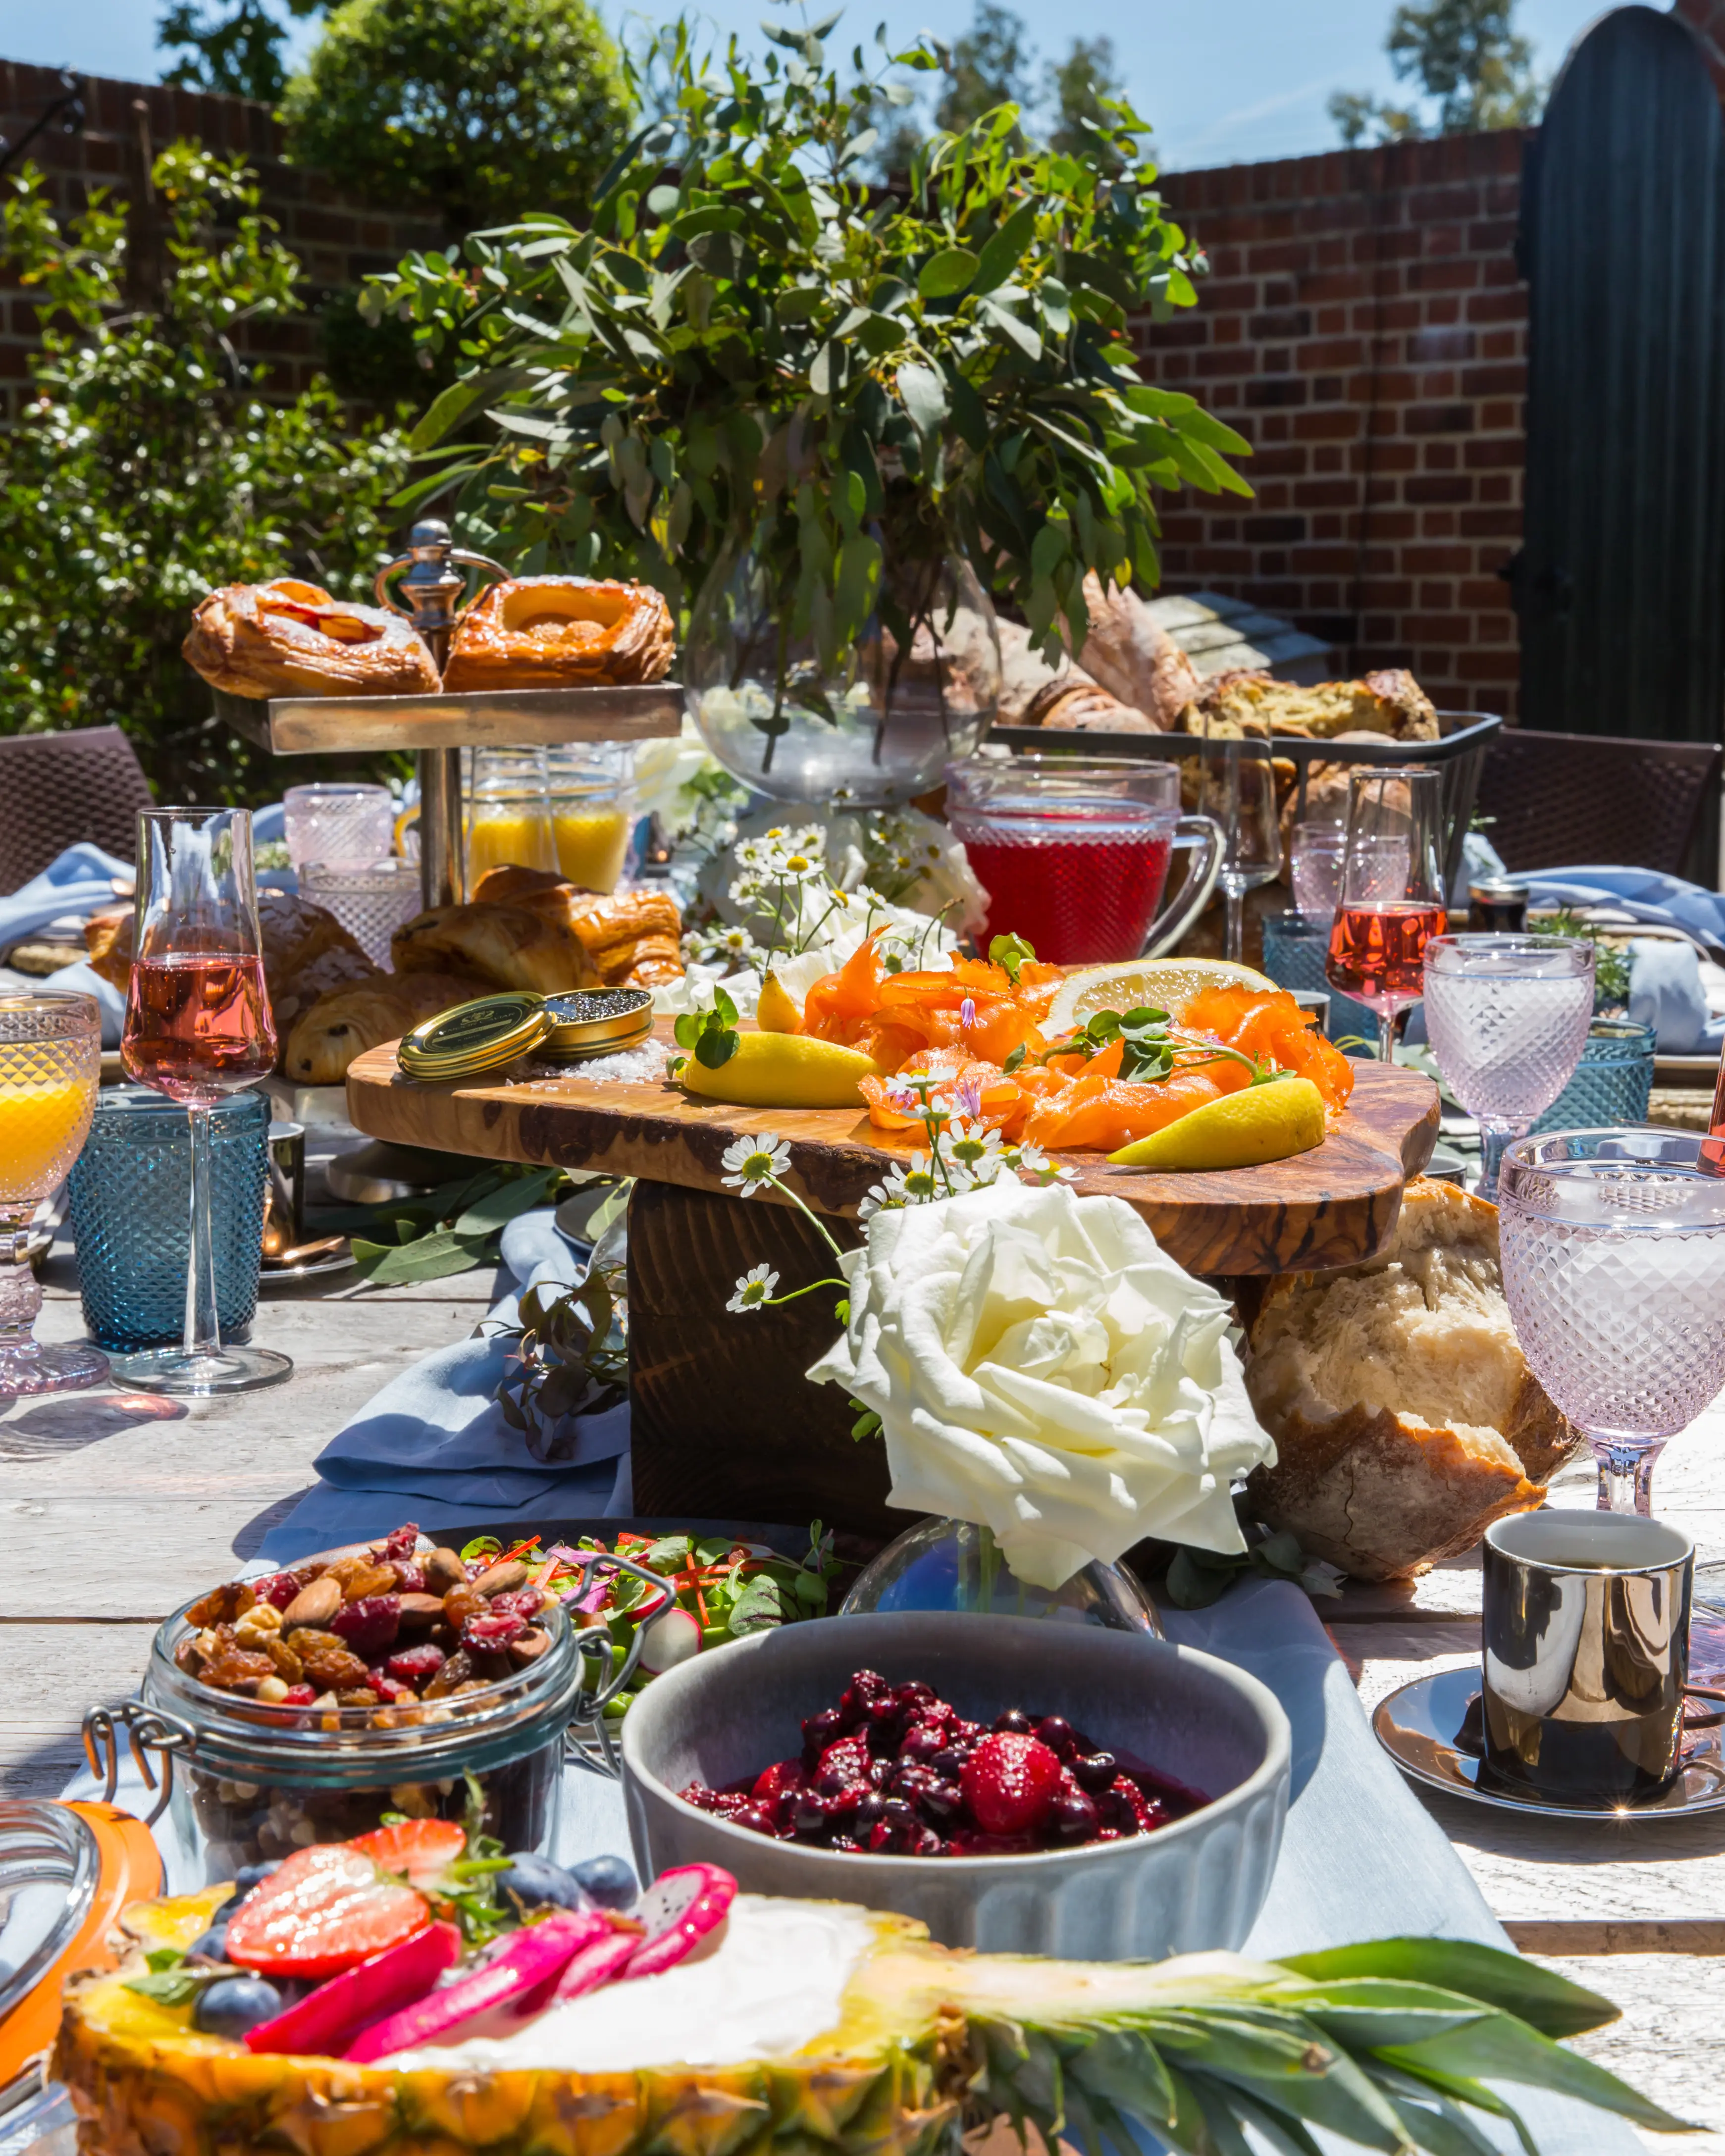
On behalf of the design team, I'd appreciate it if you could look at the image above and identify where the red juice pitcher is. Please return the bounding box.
[943,756,1223,965]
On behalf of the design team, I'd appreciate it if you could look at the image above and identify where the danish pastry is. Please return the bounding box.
[283,972,487,1086]
[184,580,441,700]
[441,576,675,692]
[470,866,683,987]
[391,899,599,994]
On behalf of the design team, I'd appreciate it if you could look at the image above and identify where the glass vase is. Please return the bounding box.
[840,1516,1161,1634]
[684,541,1001,808]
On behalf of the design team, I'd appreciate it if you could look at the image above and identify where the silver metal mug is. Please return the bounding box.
[1482,1511,1694,1806]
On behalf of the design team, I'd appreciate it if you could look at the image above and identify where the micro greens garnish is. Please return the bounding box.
[1044,1007,1288,1087]
[988,931,1037,984]
[669,984,740,1076]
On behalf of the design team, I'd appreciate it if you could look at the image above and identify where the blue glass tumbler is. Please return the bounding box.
[66,1088,268,1352]
[1530,1019,1656,1135]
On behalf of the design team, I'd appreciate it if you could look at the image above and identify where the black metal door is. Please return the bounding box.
[1517,6,1725,744]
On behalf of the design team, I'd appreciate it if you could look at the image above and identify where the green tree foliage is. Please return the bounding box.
[1331,0,1543,144]
[157,0,321,103]
[279,0,632,232]
[0,145,409,805]
[365,10,1248,671]
[1045,36,1131,173]
[934,1,1034,133]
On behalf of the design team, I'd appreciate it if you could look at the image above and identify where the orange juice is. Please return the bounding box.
[0,1066,98,1201]
[466,804,557,879]
[552,804,630,893]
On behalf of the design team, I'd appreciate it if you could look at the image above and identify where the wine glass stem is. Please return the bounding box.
[1591,1437,1666,1515]
[1225,887,1245,964]
[1376,1006,1401,1063]
[1476,1117,1529,1202]
[0,1207,42,1359]
[182,1104,222,1362]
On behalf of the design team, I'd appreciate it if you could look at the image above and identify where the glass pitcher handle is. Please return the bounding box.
[1143,814,1223,959]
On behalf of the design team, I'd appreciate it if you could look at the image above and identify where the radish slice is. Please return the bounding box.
[344,1908,609,2062]
[637,1607,701,1674]
[244,1922,461,2056]
[623,1864,736,1979]
[549,1926,638,2002]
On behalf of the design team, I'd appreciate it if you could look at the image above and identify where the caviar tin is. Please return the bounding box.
[397,987,654,1079]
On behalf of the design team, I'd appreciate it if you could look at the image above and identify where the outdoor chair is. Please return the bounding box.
[1472,727,1722,878]
[0,726,154,893]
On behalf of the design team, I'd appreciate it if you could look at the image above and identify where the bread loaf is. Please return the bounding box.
[1244,1180,1579,1580]
[1178,667,1440,742]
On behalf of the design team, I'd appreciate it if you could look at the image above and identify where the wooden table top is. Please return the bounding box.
[7,1219,1722,2146]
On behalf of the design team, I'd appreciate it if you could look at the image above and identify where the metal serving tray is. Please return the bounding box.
[213,682,683,755]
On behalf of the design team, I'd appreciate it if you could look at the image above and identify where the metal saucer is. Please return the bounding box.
[1373,1665,1725,1821]
[258,1248,358,1286]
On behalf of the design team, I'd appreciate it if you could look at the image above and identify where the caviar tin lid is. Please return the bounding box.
[541,986,655,1062]
[398,991,552,1080]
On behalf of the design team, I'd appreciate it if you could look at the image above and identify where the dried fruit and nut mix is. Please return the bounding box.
[680,1669,1207,1857]
[177,1525,559,1723]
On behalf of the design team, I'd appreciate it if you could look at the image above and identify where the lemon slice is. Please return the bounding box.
[1106,1077,1326,1171]
[1046,958,1277,1036]
[678,1030,882,1109]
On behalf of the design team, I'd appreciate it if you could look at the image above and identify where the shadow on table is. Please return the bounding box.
[0,1390,186,1459]
[232,1489,319,1559]
[1412,1781,1725,1864]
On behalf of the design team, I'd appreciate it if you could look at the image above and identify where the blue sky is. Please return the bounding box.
[4,0,1612,169]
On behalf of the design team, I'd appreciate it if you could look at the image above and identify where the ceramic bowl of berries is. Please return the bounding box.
[137,1528,590,1882]
[620,1612,1289,1959]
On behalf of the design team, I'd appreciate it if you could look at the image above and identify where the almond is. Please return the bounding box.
[281,1576,342,1629]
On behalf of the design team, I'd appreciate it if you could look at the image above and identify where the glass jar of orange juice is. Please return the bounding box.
[546,744,635,894]
[466,747,557,880]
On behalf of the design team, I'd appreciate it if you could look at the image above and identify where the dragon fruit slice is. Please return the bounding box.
[344,1908,609,2062]
[622,1864,736,1979]
[549,1927,639,2002]
[244,1922,461,2056]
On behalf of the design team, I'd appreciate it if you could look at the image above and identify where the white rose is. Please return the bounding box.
[807,1177,1275,1590]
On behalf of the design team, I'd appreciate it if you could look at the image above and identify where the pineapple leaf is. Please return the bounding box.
[1376,2016,1694,2134]
[1227,2092,1326,2156]
[1371,2068,1514,2156]
[1128,2009,1410,2147]
[1372,2062,1540,2156]
[1276,1940,1618,2040]
[1065,2025,1178,2125]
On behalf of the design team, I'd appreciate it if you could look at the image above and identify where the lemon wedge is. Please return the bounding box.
[679,1031,882,1109]
[1106,1077,1327,1171]
[1046,957,1276,1035]
[756,972,803,1034]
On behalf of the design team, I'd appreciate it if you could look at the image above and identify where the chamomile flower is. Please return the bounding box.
[720,1131,791,1194]
[1005,1141,1077,1185]
[858,1182,903,1221]
[716,924,761,958]
[727,1264,780,1313]
[946,1117,1004,1183]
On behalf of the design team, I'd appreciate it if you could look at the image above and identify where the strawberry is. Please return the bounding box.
[960,1733,1063,1836]
[224,1845,431,1979]
[349,1818,467,1892]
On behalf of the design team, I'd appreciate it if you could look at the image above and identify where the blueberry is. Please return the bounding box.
[498,1852,593,1912]
[222,1860,282,1910]
[194,1976,283,2039]
[569,1853,638,1910]
[188,1924,230,1961]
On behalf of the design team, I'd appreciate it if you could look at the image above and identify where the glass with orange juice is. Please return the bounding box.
[547,744,634,893]
[0,990,106,1394]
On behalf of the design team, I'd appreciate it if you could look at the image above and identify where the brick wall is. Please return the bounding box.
[0,60,441,413]
[1134,129,1530,720]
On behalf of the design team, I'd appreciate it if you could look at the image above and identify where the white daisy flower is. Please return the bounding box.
[1005,1140,1077,1184]
[718,924,759,956]
[720,1131,791,1194]
[946,1117,1004,1183]
[858,1183,902,1221]
[727,1264,780,1313]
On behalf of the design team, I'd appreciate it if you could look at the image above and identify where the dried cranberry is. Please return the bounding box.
[1071,1749,1118,1791]
[1035,1716,1078,1760]
[962,1733,1063,1836]
[329,1594,400,1658]
[280,1684,316,1706]
[489,1587,544,1620]
[993,1707,1034,1735]
[463,1611,527,1651]
[1050,1789,1099,1843]
[394,1565,426,1594]
[382,1523,421,1564]
[386,1642,446,1685]
[250,1572,299,1610]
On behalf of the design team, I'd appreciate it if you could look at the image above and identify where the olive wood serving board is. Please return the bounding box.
[345,1030,1439,1276]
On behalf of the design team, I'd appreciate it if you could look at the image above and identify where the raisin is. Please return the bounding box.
[185,1582,256,1629]
[387,1643,446,1685]
[266,1638,305,1685]
[335,1688,379,1707]
[300,1646,374,1693]
[199,1648,278,1693]
[335,1560,398,1604]
[283,1627,346,1659]
[442,1584,487,1630]
[423,1649,475,1698]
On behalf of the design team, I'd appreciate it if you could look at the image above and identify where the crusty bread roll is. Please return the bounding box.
[184,580,441,700]
[391,899,599,994]
[1032,678,1158,733]
[283,973,486,1086]
[1177,667,1440,742]
[1072,574,1202,728]
[1244,1180,1579,1580]
[442,576,674,692]
[469,865,684,988]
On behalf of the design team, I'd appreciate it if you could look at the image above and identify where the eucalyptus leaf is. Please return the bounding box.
[918,247,979,299]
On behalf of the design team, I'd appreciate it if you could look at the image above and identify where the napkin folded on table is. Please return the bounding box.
[1526,865,1725,1054]
[258,1206,633,1560]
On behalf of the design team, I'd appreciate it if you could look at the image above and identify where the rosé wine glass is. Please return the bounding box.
[1325,766,1446,1063]
[116,808,290,1395]
[1499,1127,1725,1514]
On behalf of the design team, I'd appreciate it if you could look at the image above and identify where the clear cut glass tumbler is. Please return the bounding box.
[1422,933,1596,1198]
[1498,1128,1725,1514]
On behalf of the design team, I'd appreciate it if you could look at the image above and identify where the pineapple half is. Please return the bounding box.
[56,1884,1684,2156]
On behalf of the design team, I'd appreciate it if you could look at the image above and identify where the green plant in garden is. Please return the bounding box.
[280,0,632,231]
[363,6,1249,671]
[0,145,407,804]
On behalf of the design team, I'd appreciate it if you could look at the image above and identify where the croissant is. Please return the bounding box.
[442,576,675,692]
[283,972,487,1086]
[470,866,683,988]
[391,899,599,994]
[184,580,441,700]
